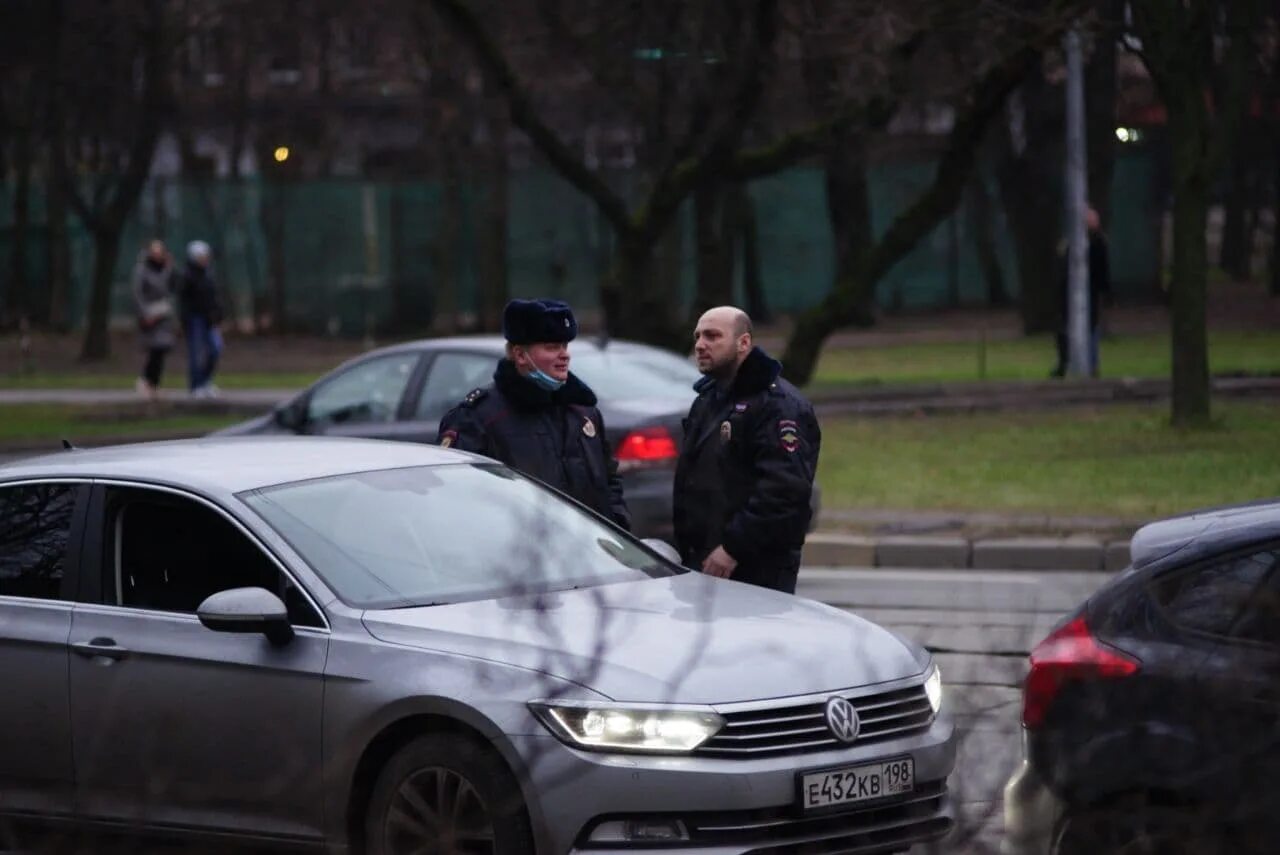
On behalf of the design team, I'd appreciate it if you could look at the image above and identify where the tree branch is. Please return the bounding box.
[427,0,634,238]
[727,96,897,180]
[852,46,1039,289]
[639,0,780,241]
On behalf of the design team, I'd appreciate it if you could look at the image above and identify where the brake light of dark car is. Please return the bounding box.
[1021,615,1139,729]
[615,426,679,472]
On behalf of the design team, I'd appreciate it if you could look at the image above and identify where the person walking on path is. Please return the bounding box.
[436,298,631,530]
[179,240,225,398]
[673,306,821,594]
[132,239,177,401]
[1052,206,1112,378]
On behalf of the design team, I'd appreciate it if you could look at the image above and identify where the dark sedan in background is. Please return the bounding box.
[1004,498,1280,855]
[217,337,702,539]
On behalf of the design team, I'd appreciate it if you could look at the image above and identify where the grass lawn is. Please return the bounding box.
[0,404,242,444]
[810,330,1280,390]
[818,401,1280,520]
[0,371,319,390]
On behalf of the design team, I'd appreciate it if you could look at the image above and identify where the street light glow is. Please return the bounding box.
[274,146,290,163]
[1115,128,1131,143]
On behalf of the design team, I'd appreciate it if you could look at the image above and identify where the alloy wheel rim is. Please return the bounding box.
[384,766,497,855]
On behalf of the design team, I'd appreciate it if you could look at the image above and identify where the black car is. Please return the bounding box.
[1004,498,1280,855]
[217,336,702,539]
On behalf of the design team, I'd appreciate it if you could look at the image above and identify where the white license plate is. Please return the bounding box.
[799,757,914,811]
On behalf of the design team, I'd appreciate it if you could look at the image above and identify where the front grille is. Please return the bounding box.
[581,781,951,853]
[698,684,934,758]
[690,780,949,854]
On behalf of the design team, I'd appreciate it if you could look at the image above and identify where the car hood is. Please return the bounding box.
[213,413,279,436]
[361,572,923,704]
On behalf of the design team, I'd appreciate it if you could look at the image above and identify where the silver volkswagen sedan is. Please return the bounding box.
[0,438,953,854]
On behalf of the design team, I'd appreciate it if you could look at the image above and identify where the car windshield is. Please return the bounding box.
[568,349,696,400]
[241,464,682,609]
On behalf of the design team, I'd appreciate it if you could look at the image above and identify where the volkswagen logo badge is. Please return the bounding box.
[824,696,860,743]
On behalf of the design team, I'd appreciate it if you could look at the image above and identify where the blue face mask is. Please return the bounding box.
[527,368,566,391]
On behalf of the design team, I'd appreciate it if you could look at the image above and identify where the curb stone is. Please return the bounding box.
[970,537,1104,571]
[874,536,971,569]
[803,531,1127,572]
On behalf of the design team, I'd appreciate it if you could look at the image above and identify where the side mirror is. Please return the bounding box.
[641,538,682,565]
[273,400,308,433]
[197,587,294,645]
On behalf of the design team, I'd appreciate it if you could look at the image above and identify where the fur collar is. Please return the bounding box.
[494,358,598,410]
[693,346,782,398]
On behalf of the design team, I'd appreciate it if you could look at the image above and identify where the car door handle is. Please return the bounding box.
[71,638,130,661]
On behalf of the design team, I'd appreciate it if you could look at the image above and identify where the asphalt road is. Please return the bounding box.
[797,566,1114,853]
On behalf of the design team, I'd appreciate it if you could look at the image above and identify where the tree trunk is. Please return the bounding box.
[79,223,123,361]
[968,168,1010,307]
[732,182,770,322]
[996,72,1064,333]
[7,129,32,327]
[433,155,464,333]
[823,131,876,324]
[1167,98,1212,426]
[1219,146,1250,280]
[260,181,289,333]
[47,157,72,331]
[476,110,509,332]
[692,179,735,320]
[1272,142,1280,296]
[604,237,685,350]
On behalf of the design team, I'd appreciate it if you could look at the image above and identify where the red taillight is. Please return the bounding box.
[615,426,678,472]
[1022,616,1139,729]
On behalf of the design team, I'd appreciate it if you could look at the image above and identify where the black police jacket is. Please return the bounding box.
[673,346,820,591]
[436,359,630,530]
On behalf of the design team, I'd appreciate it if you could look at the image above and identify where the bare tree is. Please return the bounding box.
[54,0,174,361]
[424,0,783,349]
[779,1,1080,384]
[1128,0,1265,426]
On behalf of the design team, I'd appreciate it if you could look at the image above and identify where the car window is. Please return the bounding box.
[1154,549,1280,644]
[242,463,682,609]
[414,352,496,423]
[568,350,697,401]
[0,483,77,601]
[307,352,419,426]
[102,487,323,627]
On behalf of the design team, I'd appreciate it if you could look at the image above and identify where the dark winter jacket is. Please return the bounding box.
[436,359,630,530]
[673,346,821,594]
[179,262,224,325]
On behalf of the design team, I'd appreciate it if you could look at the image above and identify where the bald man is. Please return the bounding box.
[672,307,821,594]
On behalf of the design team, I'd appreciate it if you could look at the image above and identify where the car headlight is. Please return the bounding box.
[529,701,724,754]
[924,665,943,714]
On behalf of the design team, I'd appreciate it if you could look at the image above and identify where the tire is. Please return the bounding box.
[364,734,534,855]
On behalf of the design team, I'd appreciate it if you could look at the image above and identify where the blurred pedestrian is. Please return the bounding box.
[1052,206,1112,378]
[436,298,631,530]
[673,306,821,594]
[179,240,225,398]
[132,239,176,400]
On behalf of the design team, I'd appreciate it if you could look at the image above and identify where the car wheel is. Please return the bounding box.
[1053,799,1224,855]
[365,734,534,855]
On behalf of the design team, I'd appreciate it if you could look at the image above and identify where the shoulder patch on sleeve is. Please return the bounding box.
[779,419,800,453]
[462,387,488,407]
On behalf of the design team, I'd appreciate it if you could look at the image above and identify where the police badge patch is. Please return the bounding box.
[779,420,800,453]
[720,421,732,442]
[440,429,458,448]
[583,418,597,438]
